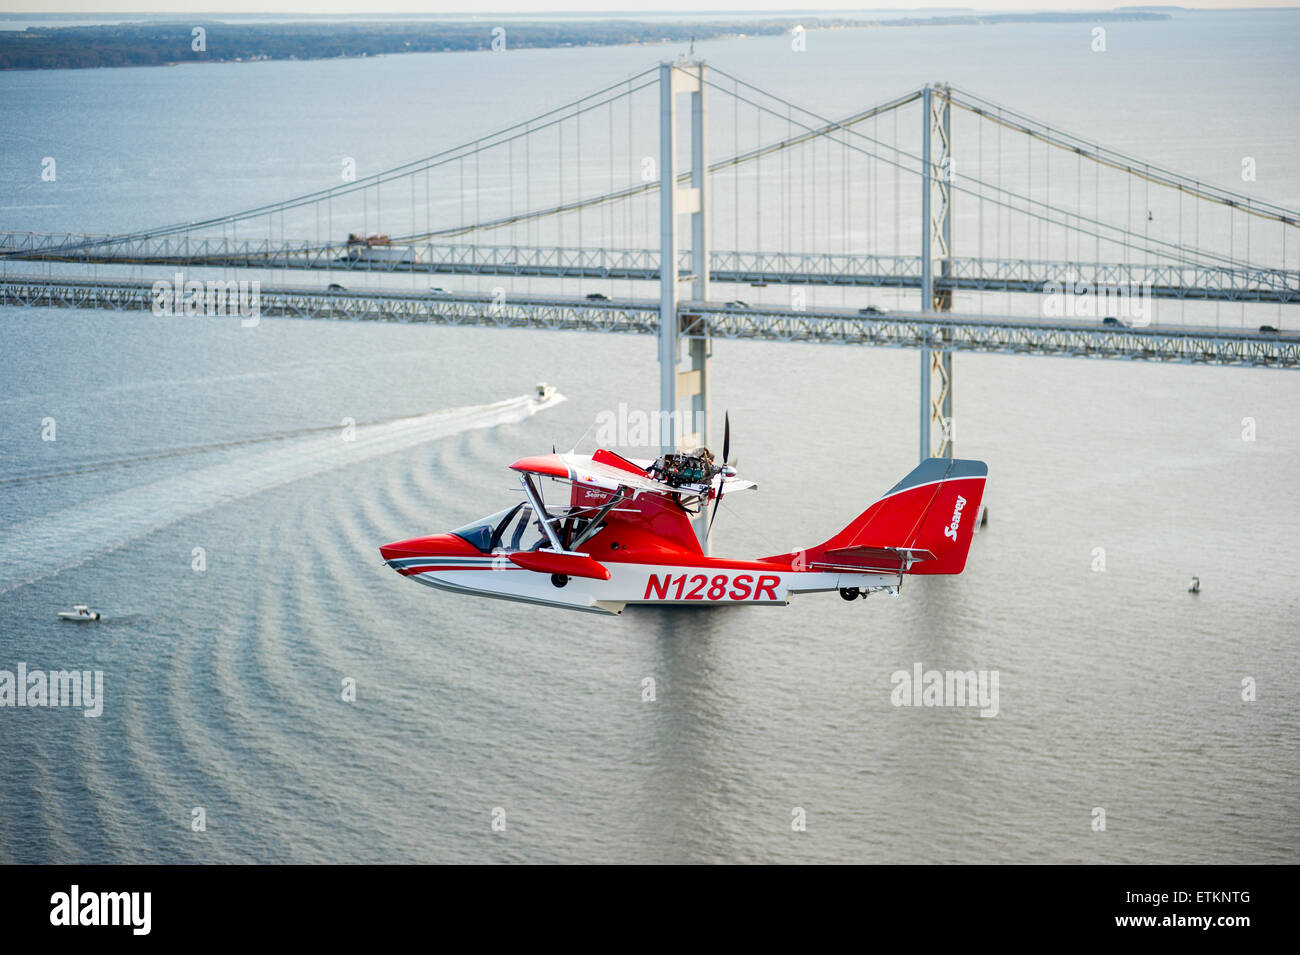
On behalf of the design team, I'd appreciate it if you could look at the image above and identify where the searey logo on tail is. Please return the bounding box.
[942,494,967,541]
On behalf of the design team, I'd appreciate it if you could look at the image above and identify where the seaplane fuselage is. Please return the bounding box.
[381,449,987,616]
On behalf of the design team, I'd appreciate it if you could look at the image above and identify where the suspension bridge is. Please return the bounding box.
[3,60,1298,468]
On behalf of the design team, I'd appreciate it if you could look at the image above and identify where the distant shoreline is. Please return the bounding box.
[0,12,1170,72]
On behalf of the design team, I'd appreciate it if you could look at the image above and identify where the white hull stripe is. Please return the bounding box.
[386,555,501,569]
[408,571,619,615]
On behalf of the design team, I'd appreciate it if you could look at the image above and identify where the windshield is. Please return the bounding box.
[450,503,550,554]
[450,504,522,553]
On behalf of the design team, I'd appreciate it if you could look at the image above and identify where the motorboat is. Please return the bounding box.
[58,605,100,622]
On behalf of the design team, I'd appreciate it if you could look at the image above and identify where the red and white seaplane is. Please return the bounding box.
[380,419,987,615]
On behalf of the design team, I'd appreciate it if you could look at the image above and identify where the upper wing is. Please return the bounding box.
[511,449,758,498]
[510,452,677,496]
[718,475,758,495]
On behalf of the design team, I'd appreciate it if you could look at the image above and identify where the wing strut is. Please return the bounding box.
[519,473,566,552]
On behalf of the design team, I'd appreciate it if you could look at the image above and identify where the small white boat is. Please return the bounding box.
[535,382,556,402]
[58,605,100,622]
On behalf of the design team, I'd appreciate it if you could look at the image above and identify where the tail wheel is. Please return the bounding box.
[550,574,569,588]
[839,587,860,601]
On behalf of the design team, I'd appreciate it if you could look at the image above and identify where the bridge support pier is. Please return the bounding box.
[659,60,712,547]
[677,334,709,450]
[920,82,955,461]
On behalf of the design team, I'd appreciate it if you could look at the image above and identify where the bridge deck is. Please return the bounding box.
[3,273,1295,368]
[3,233,1297,305]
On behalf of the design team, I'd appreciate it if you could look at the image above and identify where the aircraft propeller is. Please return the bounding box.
[707,411,735,538]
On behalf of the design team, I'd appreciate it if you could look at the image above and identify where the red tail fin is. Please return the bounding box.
[811,458,987,575]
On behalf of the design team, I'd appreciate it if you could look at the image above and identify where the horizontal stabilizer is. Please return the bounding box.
[822,545,936,572]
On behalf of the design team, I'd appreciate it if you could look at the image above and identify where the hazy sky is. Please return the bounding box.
[1,2,1295,16]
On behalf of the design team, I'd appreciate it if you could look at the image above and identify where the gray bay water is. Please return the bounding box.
[1,11,1298,863]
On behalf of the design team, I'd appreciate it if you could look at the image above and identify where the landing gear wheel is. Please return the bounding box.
[551,574,569,588]
[839,587,860,601]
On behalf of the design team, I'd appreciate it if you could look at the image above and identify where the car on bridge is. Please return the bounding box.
[326,283,347,292]
[338,233,422,266]
[725,300,750,309]
[585,292,610,302]
[858,305,887,315]
[1259,324,1280,334]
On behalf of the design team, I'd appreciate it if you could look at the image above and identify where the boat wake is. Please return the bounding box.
[0,391,565,595]
[0,420,398,489]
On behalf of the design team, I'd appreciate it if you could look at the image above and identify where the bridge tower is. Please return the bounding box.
[658,60,712,546]
[919,82,954,461]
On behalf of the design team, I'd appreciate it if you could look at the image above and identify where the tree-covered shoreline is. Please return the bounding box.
[0,12,1168,72]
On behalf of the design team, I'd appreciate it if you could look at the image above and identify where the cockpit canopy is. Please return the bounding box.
[451,503,549,554]
[450,497,619,554]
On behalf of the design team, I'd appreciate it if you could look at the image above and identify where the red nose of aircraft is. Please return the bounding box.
[379,533,479,563]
